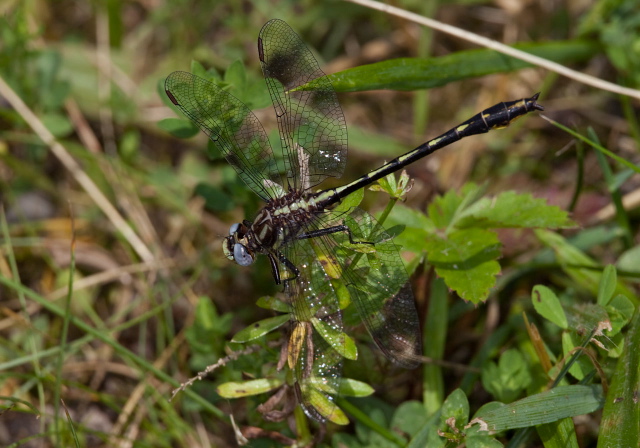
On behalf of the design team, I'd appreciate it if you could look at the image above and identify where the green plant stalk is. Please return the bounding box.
[423,277,447,416]
[507,328,599,447]
[411,0,437,138]
[589,128,633,249]
[293,405,312,445]
[0,209,47,439]
[568,141,584,212]
[597,310,640,446]
[619,93,640,145]
[54,226,76,446]
[336,398,406,447]
[545,118,640,174]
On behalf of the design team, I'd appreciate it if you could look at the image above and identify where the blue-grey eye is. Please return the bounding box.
[229,223,240,235]
[233,243,253,266]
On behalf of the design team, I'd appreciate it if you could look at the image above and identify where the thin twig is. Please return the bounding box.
[0,75,155,262]
[345,0,640,101]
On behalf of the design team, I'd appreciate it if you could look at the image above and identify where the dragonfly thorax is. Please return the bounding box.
[222,190,323,268]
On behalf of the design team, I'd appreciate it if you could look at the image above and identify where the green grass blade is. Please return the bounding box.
[597,310,640,448]
[323,40,597,92]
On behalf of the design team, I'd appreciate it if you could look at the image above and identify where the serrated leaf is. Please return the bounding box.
[231,314,290,343]
[216,378,283,398]
[458,191,574,229]
[532,285,568,329]
[425,228,501,303]
[597,311,640,448]
[481,349,531,403]
[471,385,604,431]
[333,188,364,215]
[427,184,484,231]
[158,117,200,138]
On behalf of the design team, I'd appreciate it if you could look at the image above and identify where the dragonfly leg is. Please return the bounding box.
[297,224,374,246]
[268,251,300,285]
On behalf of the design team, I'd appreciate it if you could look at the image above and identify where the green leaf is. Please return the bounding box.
[370,170,412,200]
[193,183,236,213]
[190,59,212,79]
[458,191,575,229]
[561,332,593,381]
[333,188,364,215]
[565,303,611,341]
[617,244,640,274]
[216,378,283,398]
[597,311,640,447]
[386,204,433,253]
[231,314,290,343]
[256,295,290,313]
[321,40,597,92]
[427,184,484,231]
[471,385,604,431]
[223,59,246,91]
[425,228,501,303]
[390,401,429,437]
[535,229,637,304]
[185,297,232,363]
[605,294,634,336]
[311,316,357,360]
[532,285,568,329]
[305,388,349,425]
[338,378,375,397]
[481,349,531,403]
[436,389,470,444]
[41,113,73,138]
[597,264,617,306]
[158,117,200,138]
[536,418,579,448]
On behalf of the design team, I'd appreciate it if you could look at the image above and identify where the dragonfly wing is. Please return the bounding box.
[318,207,422,368]
[279,238,344,422]
[258,19,347,191]
[165,71,281,201]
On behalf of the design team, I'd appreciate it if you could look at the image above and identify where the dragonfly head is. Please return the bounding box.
[223,222,255,267]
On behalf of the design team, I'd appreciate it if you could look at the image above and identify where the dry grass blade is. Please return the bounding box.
[0,76,155,262]
[345,0,640,100]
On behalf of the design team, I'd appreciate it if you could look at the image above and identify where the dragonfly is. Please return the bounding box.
[164,18,543,423]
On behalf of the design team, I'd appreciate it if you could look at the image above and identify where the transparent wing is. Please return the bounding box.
[165,71,281,201]
[258,19,347,191]
[314,207,422,368]
[279,238,344,422]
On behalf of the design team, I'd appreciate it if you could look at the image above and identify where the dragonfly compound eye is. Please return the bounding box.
[233,243,254,266]
[229,223,240,235]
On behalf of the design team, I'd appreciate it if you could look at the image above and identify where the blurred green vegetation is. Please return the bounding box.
[1,0,639,446]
